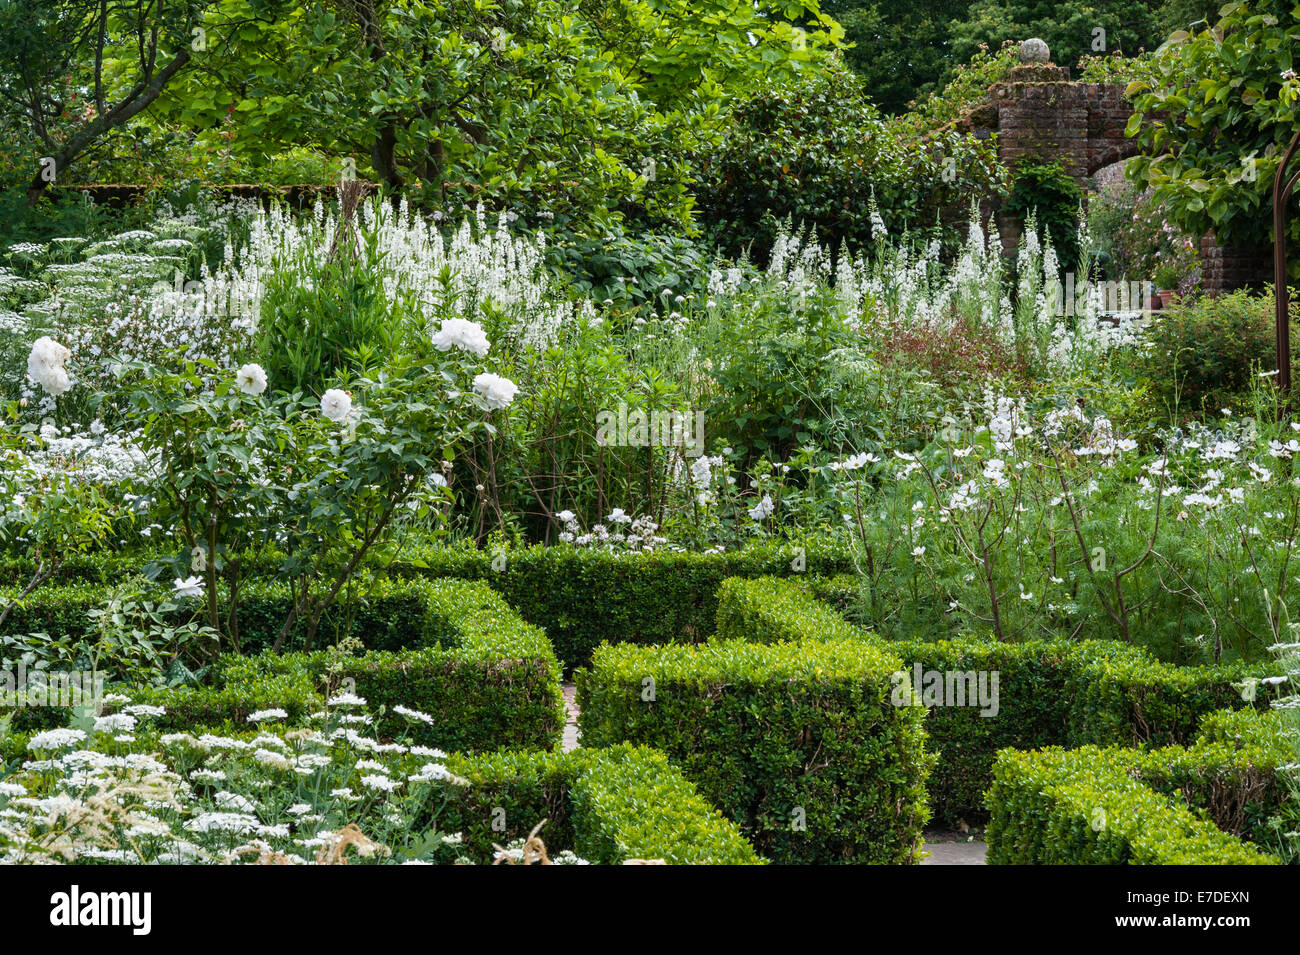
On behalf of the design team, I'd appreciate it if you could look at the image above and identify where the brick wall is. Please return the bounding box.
[1198,234,1272,295]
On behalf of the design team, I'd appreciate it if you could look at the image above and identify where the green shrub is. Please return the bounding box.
[1131,708,1297,849]
[221,634,564,753]
[40,579,564,752]
[436,744,762,864]
[1,541,854,671]
[986,745,1279,864]
[126,670,323,732]
[695,63,1003,260]
[576,638,933,864]
[720,576,1269,822]
[1129,289,1299,419]
[1004,159,1084,270]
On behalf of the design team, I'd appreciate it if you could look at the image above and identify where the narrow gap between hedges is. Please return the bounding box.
[562,682,582,752]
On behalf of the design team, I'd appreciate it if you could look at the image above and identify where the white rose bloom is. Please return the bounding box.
[27,337,73,395]
[320,389,352,422]
[472,373,518,410]
[28,336,70,374]
[432,318,490,357]
[38,364,72,396]
[235,363,268,396]
[173,576,204,599]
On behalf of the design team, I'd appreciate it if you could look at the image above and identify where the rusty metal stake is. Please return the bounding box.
[1273,126,1300,394]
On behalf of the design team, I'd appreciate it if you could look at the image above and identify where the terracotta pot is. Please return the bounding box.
[1157,289,1176,309]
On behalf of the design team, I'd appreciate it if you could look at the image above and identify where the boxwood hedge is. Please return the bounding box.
[985,745,1280,864]
[436,744,763,864]
[0,540,854,671]
[125,579,565,752]
[576,637,934,864]
[711,576,1268,823]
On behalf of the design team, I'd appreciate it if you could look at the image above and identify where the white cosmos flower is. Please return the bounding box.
[320,389,352,422]
[432,318,490,356]
[173,576,204,598]
[472,372,518,410]
[235,362,268,395]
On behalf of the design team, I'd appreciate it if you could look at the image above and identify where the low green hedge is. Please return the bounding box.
[1129,708,1297,849]
[121,580,564,752]
[985,745,1280,864]
[713,576,1268,823]
[0,575,466,656]
[436,744,763,864]
[0,540,854,670]
[576,638,933,864]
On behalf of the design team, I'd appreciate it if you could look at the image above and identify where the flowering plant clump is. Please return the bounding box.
[0,695,548,865]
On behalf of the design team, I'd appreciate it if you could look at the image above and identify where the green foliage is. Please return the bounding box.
[1004,160,1084,270]
[576,637,933,863]
[820,1,975,114]
[546,226,710,312]
[253,245,395,395]
[949,1,1175,79]
[986,744,1280,863]
[895,40,1021,131]
[1127,1,1300,264]
[729,576,1268,822]
[437,744,762,864]
[695,63,1005,259]
[108,578,564,752]
[0,0,284,200]
[149,0,840,237]
[1128,288,1295,419]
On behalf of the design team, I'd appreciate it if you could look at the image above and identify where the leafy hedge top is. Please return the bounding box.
[588,636,902,686]
[987,745,1280,865]
[442,744,762,865]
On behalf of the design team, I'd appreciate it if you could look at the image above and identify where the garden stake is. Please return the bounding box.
[1272,125,1300,396]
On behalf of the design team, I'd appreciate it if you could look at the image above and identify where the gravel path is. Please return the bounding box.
[561,682,581,752]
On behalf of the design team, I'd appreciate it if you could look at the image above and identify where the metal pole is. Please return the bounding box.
[1273,127,1300,395]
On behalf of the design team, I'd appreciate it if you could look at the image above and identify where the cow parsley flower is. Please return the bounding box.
[27,729,87,751]
[247,708,288,723]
